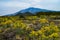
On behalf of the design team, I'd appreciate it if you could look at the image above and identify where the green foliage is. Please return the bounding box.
[0,15,60,40]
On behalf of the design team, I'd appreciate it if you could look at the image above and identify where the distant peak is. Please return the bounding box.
[26,7,41,10]
[27,7,38,9]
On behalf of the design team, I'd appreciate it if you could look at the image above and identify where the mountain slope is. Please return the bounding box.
[19,7,53,13]
[5,7,58,16]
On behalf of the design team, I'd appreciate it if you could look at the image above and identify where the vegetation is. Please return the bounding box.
[0,13,60,40]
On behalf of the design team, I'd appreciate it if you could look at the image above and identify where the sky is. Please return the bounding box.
[0,0,60,16]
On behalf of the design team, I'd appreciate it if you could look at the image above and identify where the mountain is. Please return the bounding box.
[18,7,54,13]
[5,7,59,16]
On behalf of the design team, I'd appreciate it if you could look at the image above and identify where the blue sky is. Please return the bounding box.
[0,0,60,16]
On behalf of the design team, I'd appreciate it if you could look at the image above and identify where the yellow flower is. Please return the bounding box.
[42,34,46,38]
[49,33,59,38]
[44,27,50,31]
[39,18,48,23]
[53,33,59,37]
[50,22,55,25]
[4,20,12,24]
[54,26,59,32]
[38,30,43,34]
[31,31,36,34]
[21,23,27,29]
[0,30,2,33]
[29,31,38,37]
[40,28,45,33]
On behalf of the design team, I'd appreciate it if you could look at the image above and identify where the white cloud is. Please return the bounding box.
[0,0,59,9]
[31,0,42,3]
[0,0,60,16]
[0,1,32,16]
[0,0,42,9]
[2,1,31,8]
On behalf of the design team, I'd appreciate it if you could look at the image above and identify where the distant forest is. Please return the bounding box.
[15,12,60,17]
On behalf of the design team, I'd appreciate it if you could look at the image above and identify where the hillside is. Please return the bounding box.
[5,7,59,16]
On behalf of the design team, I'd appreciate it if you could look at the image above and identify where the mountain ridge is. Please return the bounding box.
[19,7,55,13]
[5,7,60,16]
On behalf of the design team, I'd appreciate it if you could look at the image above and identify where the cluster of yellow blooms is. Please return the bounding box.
[0,16,60,40]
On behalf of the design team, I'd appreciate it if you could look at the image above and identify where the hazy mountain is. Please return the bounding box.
[19,7,53,13]
[5,7,58,16]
